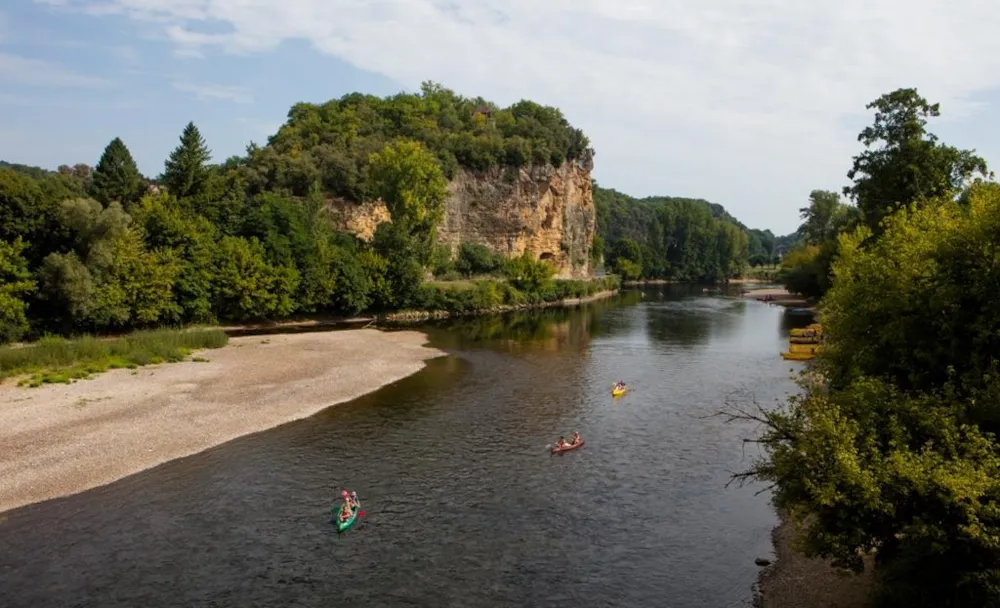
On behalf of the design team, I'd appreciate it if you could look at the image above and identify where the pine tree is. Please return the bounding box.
[162,122,211,199]
[90,137,142,205]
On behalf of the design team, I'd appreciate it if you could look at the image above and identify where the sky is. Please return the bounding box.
[4,2,1000,234]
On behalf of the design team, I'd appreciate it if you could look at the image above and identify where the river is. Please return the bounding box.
[0,286,806,607]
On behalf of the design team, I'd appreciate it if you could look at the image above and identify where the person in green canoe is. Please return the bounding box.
[338,500,354,523]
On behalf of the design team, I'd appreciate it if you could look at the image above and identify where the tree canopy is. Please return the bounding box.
[237,81,592,200]
[594,186,753,282]
[844,88,991,234]
[745,87,1000,605]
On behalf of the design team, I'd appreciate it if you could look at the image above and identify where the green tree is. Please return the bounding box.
[798,190,856,244]
[370,222,425,309]
[0,238,36,343]
[455,242,501,277]
[844,88,991,234]
[162,122,212,199]
[211,236,299,321]
[39,199,181,330]
[744,183,1000,605]
[367,140,448,252]
[91,137,143,206]
[132,193,219,323]
[503,251,555,293]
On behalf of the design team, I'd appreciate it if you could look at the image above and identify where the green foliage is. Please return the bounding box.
[0,238,35,343]
[366,140,448,260]
[0,329,227,386]
[0,82,757,348]
[39,200,182,331]
[797,190,858,245]
[454,242,503,277]
[747,228,779,266]
[845,88,991,234]
[415,275,620,314]
[594,187,750,282]
[162,122,212,199]
[211,236,299,321]
[778,242,838,298]
[503,252,556,294]
[248,82,590,200]
[90,137,143,206]
[778,190,860,298]
[749,183,1000,605]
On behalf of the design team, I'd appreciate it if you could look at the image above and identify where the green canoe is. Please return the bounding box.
[336,501,360,532]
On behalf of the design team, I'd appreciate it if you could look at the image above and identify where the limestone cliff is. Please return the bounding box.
[325,153,596,278]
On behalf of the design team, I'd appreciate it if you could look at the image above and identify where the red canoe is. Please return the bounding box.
[551,440,584,454]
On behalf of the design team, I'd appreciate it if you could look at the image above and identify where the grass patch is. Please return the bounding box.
[0,328,229,387]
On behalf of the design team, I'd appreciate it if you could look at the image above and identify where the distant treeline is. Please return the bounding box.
[593,185,785,282]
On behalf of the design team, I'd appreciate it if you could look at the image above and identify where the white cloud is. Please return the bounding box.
[37,0,1000,231]
[111,45,140,68]
[0,52,109,87]
[173,80,253,103]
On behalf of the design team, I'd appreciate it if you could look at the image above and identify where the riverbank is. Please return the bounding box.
[756,513,874,608]
[381,289,619,322]
[742,287,813,308]
[0,329,444,515]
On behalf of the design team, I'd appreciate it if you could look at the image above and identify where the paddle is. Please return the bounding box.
[329,488,366,520]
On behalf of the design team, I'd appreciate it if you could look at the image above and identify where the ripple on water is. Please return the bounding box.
[0,289,799,607]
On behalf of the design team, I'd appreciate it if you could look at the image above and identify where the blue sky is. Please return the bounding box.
[3,0,1000,234]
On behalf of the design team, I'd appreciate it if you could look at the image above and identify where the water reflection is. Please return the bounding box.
[0,287,796,608]
[421,292,641,353]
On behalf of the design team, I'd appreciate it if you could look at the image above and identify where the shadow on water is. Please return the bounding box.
[0,287,799,608]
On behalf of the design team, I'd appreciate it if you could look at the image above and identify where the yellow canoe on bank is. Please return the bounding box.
[780,351,815,361]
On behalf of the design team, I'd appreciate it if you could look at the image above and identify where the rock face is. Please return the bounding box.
[325,153,596,278]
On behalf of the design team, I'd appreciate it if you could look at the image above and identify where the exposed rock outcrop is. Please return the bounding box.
[325,153,596,278]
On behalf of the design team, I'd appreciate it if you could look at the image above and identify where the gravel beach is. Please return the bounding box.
[0,329,444,514]
[757,515,874,608]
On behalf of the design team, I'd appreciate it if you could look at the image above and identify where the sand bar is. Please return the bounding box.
[0,329,444,514]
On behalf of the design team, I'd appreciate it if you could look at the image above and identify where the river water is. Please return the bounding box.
[0,287,807,607]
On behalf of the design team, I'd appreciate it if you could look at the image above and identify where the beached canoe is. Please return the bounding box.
[780,351,814,361]
[551,440,584,454]
[336,501,360,532]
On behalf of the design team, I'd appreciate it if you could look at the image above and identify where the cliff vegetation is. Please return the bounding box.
[0,83,764,345]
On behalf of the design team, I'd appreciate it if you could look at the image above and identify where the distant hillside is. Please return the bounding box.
[593,186,754,281]
[593,185,786,279]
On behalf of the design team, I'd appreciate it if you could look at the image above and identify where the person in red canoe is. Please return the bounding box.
[570,431,581,445]
[556,435,570,448]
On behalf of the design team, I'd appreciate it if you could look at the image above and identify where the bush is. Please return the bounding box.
[503,252,555,292]
[455,243,502,277]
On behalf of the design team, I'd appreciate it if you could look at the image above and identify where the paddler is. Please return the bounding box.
[338,500,354,523]
[570,431,581,444]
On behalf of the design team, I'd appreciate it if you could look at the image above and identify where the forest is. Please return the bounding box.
[0,82,767,345]
[745,88,1000,606]
[594,185,779,281]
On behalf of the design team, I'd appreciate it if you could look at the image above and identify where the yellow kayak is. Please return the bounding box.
[780,351,815,361]
[612,386,628,397]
